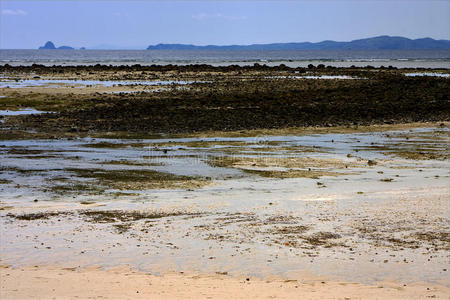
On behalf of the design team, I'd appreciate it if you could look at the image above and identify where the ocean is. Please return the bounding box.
[1,49,450,68]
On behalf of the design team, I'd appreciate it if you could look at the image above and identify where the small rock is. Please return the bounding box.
[380,178,393,182]
[367,160,377,166]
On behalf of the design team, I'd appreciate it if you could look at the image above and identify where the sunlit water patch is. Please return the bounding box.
[0,79,208,89]
[266,75,358,79]
[0,108,48,116]
[404,72,450,78]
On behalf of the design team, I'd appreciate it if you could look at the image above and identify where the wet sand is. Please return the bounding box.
[1,126,449,298]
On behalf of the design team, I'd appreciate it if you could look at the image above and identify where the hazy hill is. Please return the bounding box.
[147,36,450,51]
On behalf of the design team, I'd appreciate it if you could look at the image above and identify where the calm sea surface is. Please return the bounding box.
[1,49,450,68]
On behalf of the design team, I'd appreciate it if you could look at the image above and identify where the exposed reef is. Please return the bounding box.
[1,64,448,137]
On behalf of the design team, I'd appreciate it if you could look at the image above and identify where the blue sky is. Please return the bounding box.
[1,0,449,49]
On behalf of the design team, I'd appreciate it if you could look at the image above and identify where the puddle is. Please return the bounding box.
[108,86,190,94]
[266,75,358,79]
[404,73,450,78]
[0,108,48,116]
[0,108,51,123]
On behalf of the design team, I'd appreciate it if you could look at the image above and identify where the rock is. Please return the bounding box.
[367,160,377,166]
[380,178,393,182]
[39,41,56,49]
[38,41,74,50]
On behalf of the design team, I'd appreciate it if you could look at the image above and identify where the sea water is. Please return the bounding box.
[1,49,449,68]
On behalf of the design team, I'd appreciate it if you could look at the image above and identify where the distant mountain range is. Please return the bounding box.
[147,36,450,51]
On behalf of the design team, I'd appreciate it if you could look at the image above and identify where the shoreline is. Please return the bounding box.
[1,48,450,69]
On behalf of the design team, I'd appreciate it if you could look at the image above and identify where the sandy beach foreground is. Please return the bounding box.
[1,124,448,299]
[2,265,449,300]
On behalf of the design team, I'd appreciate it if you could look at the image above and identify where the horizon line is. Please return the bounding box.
[2,35,450,50]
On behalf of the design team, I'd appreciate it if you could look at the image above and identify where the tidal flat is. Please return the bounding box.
[0,65,449,298]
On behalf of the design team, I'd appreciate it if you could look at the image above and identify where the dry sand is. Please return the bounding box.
[1,265,449,300]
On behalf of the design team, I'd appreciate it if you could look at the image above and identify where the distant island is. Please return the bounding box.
[147,36,450,51]
[39,41,75,50]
